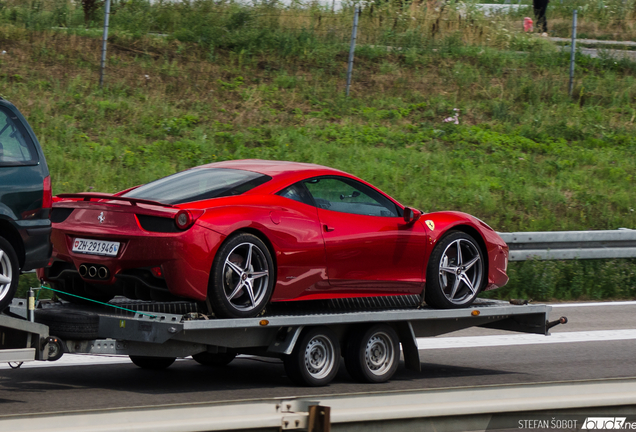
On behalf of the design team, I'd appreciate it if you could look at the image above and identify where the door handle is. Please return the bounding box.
[323,224,335,232]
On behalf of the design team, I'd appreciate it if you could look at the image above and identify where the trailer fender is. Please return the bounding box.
[395,321,421,372]
[267,326,304,355]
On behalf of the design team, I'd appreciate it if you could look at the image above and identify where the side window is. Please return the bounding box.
[303,177,400,217]
[277,183,314,206]
[0,109,37,166]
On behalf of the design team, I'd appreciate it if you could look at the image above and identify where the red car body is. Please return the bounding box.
[39,160,508,316]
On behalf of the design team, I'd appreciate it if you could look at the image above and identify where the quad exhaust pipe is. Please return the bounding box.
[79,264,110,280]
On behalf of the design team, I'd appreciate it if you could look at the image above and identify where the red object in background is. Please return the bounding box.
[39,160,509,318]
[524,17,534,32]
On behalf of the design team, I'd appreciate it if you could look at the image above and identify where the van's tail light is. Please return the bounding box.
[43,175,52,209]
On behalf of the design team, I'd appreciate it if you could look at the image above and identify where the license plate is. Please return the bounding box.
[72,238,120,256]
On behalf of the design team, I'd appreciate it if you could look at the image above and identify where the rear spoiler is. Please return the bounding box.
[55,193,175,209]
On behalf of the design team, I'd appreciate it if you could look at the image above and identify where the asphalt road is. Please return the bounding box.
[0,302,635,416]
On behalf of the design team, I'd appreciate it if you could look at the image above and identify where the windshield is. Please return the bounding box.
[123,168,271,205]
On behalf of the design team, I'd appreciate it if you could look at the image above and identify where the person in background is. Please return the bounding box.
[533,0,549,36]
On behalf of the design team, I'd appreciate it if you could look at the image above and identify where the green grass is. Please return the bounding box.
[3,1,636,301]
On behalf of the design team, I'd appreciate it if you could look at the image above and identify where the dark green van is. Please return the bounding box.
[0,98,51,310]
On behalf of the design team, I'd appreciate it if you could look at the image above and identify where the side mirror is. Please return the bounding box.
[403,207,422,224]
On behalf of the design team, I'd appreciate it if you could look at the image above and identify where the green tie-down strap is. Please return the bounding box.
[39,285,158,319]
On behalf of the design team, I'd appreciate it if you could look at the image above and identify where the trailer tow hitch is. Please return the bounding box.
[546,316,568,331]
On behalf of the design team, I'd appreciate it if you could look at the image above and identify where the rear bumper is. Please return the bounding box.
[42,224,224,301]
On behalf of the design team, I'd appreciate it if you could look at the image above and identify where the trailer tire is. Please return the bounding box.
[283,326,340,387]
[345,324,399,383]
[34,309,99,340]
[0,237,19,312]
[130,356,176,370]
[192,351,236,366]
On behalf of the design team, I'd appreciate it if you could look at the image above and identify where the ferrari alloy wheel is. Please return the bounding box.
[284,326,340,387]
[425,231,485,309]
[210,233,274,318]
[0,237,19,312]
[345,324,399,383]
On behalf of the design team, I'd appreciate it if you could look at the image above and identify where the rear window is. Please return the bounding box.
[123,168,271,205]
[0,107,37,167]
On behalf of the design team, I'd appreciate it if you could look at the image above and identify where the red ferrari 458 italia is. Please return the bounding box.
[40,159,509,318]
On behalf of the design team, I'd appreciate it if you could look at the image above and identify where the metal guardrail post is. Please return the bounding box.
[99,0,112,88]
[568,9,577,97]
[345,7,360,97]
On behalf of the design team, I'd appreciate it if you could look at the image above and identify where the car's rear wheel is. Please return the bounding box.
[425,231,485,309]
[209,233,274,318]
[0,237,19,312]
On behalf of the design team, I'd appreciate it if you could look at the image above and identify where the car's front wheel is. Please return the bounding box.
[209,233,274,318]
[0,237,19,311]
[425,231,485,309]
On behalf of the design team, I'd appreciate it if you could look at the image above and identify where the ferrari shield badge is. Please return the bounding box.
[425,220,435,230]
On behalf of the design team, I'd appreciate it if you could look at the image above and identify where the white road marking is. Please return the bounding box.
[0,356,195,370]
[550,301,636,308]
[0,355,131,370]
[417,329,636,350]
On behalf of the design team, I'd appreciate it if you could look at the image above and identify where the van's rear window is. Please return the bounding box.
[123,168,271,205]
[0,108,37,167]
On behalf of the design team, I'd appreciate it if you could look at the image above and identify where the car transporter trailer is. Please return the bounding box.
[0,293,566,386]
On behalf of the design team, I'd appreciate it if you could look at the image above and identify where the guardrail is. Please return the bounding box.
[499,229,636,261]
[2,378,636,432]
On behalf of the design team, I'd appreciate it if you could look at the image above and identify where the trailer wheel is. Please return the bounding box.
[192,351,236,366]
[0,237,19,312]
[34,309,99,340]
[283,327,340,387]
[209,233,274,319]
[425,231,485,309]
[130,356,176,370]
[345,324,399,383]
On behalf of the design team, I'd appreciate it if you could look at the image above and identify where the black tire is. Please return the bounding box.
[345,324,400,383]
[425,231,486,309]
[192,351,236,366]
[130,356,176,370]
[0,237,19,312]
[34,309,99,340]
[209,233,274,318]
[283,327,340,387]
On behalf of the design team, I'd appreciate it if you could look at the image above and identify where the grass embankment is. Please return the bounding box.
[2,1,636,301]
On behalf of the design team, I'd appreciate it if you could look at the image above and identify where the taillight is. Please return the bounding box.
[43,175,52,209]
[175,210,193,230]
[174,209,204,230]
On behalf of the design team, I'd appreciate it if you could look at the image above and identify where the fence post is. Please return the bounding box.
[345,7,360,97]
[568,9,577,97]
[99,0,112,88]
